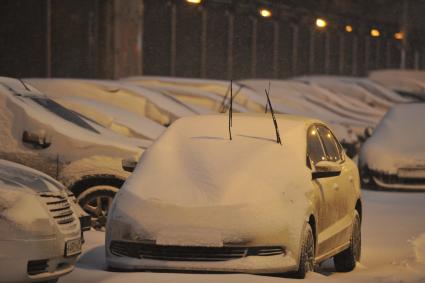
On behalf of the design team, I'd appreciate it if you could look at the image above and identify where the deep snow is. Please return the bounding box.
[61,189,425,283]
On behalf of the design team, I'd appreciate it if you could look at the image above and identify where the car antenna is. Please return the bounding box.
[228,80,233,140]
[18,78,31,91]
[264,82,282,145]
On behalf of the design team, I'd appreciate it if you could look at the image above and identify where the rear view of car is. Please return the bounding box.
[359,103,425,191]
[0,159,82,283]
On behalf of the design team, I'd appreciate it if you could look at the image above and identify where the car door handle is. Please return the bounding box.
[349,176,354,183]
[333,183,339,190]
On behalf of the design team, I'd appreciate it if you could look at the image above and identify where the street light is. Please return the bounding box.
[370,28,380,37]
[345,25,353,33]
[394,32,404,40]
[186,0,202,4]
[315,18,327,29]
[259,8,272,18]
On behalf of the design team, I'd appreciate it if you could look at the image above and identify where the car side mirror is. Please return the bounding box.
[122,157,138,172]
[22,130,51,149]
[312,160,342,179]
[364,127,373,139]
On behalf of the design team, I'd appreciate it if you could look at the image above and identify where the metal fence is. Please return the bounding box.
[0,0,424,79]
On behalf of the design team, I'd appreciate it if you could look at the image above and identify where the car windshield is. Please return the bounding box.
[29,97,99,134]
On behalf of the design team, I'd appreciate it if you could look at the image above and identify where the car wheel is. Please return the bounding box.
[334,211,361,272]
[77,186,119,230]
[293,223,315,279]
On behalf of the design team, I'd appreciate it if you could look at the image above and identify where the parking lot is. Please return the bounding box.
[62,189,425,283]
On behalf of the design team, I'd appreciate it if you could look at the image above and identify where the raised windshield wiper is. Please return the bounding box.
[228,80,233,140]
[18,78,31,91]
[219,81,244,113]
[264,82,282,145]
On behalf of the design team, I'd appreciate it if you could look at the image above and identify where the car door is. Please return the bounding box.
[0,92,58,178]
[316,125,353,249]
[307,125,340,256]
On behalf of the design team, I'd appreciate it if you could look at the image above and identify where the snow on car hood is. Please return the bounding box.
[110,114,314,248]
[360,103,425,173]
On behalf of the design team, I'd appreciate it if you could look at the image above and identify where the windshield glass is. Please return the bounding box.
[29,97,99,134]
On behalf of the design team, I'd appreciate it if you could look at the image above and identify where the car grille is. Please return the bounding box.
[40,194,75,225]
[372,171,425,185]
[27,259,48,275]
[110,241,285,261]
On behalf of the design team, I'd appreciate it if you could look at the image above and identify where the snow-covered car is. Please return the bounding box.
[359,103,425,191]
[0,159,82,283]
[106,114,362,278]
[0,77,148,228]
[369,70,425,101]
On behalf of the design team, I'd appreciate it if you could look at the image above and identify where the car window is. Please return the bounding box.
[317,125,342,162]
[29,97,100,134]
[307,126,327,165]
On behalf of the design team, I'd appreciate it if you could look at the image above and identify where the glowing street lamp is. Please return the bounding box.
[315,18,327,29]
[345,25,353,33]
[186,0,202,4]
[259,8,272,18]
[370,28,380,37]
[394,32,404,40]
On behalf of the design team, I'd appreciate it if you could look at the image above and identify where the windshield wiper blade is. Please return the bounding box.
[265,82,282,145]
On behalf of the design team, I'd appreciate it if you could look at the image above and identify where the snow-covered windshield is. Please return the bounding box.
[29,97,99,134]
[0,161,64,193]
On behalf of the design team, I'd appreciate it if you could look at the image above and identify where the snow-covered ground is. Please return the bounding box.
[61,189,425,283]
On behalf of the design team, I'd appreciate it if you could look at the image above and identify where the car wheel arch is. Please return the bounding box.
[308,215,317,255]
[355,199,362,223]
[68,174,125,197]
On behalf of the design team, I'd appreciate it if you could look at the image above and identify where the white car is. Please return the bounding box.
[359,103,425,191]
[106,114,362,278]
[0,159,82,283]
[369,69,425,101]
[0,77,147,228]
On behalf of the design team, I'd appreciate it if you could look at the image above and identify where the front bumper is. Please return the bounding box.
[106,242,297,274]
[0,237,79,283]
[361,167,425,191]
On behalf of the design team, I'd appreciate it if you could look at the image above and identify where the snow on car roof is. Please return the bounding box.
[122,114,315,207]
[360,103,425,172]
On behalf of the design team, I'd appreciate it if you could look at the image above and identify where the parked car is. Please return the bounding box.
[0,77,147,228]
[0,159,82,283]
[369,69,425,101]
[359,103,425,191]
[25,79,179,140]
[106,114,362,278]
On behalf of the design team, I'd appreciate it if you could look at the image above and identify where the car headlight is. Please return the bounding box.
[0,191,55,240]
[106,218,152,242]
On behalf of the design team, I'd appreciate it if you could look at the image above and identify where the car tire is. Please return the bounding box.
[77,186,119,230]
[293,223,315,279]
[333,211,361,272]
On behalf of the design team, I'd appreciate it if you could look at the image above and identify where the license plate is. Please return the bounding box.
[65,238,82,257]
